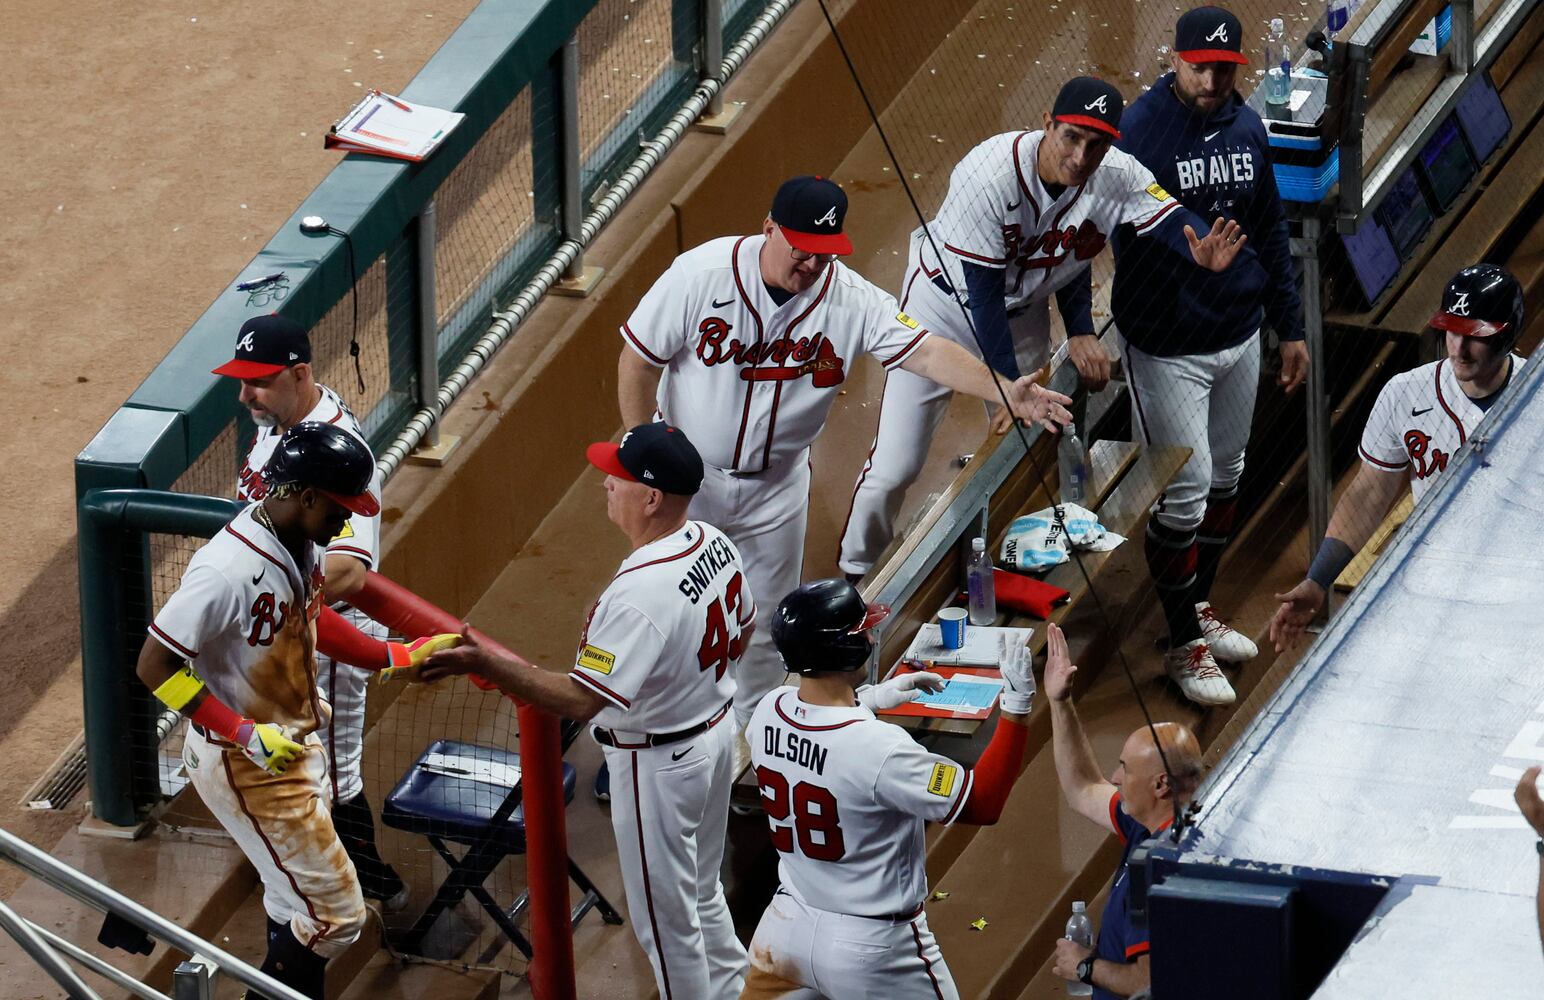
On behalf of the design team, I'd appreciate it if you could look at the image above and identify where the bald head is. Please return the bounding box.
[1119,722,1203,804]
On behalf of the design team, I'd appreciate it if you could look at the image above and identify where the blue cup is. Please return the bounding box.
[938,607,968,649]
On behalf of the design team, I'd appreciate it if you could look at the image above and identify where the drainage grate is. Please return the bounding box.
[24,734,87,811]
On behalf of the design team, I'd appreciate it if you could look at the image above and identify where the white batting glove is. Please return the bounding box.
[998,635,1035,715]
[857,671,946,712]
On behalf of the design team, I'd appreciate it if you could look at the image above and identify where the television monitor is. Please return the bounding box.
[1341,218,1401,307]
[1417,116,1478,212]
[1455,72,1511,166]
[1377,168,1435,260]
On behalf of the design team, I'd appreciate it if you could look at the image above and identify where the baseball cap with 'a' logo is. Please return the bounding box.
[771,176,853,256]
[586,422,705,496]
[212,314,313,379]
[1175,6,1248,64]
[1051,77,1124,140]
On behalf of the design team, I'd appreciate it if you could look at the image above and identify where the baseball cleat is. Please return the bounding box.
[593,761,611,803]
[1164,639,1235,706]
[1196,601,1258,662]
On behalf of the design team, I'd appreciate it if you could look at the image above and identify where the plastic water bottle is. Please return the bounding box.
[1266,18,1291,106]
[1058,423,1088,507]
[1327,0,1349,38]
[1065,901,1094,996]
[967,537,997,626]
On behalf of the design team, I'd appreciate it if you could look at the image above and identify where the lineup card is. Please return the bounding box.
[878,664,1004,721]
[913,674,1003,710]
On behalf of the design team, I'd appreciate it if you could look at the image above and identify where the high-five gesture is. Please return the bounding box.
[1043,623,1077,703]
[1184,217,1248,272]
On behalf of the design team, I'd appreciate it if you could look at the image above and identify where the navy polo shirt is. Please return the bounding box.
[1093,792,1171,999]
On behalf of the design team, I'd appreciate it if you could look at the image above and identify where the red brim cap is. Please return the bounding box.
[781,228,854,256]
[853,602,891,633]
[1177,48,1249,65]
[212,359,289,378]
[319,488,381,518]
[1053,114,1122,140]
[1430,311,1508,338]
[585,441,637,482]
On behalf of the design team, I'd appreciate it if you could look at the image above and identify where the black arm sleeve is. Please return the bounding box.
[1054,266,1096,338]
[963,262,1018,379]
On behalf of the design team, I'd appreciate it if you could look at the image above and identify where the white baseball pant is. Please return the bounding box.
[739,888,958,999]
[314,606,386,803]
[689,457,810,730]
[1121,330,1261,533]
[183,726,366,958]
[602,714,744,1000]
[839,250,1052,577]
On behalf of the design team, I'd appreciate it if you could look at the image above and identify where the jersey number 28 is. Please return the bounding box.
[698,571,751,681]
[755,766,846,862]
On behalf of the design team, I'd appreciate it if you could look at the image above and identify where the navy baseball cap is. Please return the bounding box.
[586,422,705,496]
[1051,77,1124,140]
[1175,6,1248,64]
[770,176,853,256]
[213,315,312,379]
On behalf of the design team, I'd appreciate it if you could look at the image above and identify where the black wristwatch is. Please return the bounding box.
[1077,957,1095,985]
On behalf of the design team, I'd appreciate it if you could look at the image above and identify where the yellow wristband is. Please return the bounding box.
[153,665,207,713]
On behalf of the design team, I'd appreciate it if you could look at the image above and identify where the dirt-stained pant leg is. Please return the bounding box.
[745,889,959,999]
[184,727,367,959]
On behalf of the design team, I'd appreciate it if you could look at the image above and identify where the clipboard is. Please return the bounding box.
[876,663,1003,721]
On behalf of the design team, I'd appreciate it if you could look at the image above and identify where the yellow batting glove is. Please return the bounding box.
[236,721,305,776]
[380,633,463,683]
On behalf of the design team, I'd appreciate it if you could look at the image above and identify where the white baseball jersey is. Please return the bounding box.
[621,235,933,473]
[571,520,751,734]
[1358,356,1522,503]
[746,687,973,917]
[150,503,328,735]
[237,384,383,571]
[917,130,1181,312]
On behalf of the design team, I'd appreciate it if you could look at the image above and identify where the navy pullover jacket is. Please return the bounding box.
[1112,73,1303,357]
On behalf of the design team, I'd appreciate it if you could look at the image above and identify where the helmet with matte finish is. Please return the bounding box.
[1429,263,1526,354]
[771,579,891,675]
[262,421,381,516]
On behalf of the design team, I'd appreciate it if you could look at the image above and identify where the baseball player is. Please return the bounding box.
[1111,6,1307,705]
[1269,264,1526,651]
[418,422,752,1000]
[739,578,1036,999]
[1043,623,1202,998]
[617,174,1073,769]
[838,75,1252,580]
[136,422,457,999]
[213,314,404,909]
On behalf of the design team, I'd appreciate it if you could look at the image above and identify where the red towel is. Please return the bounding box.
[993,568,1070,619]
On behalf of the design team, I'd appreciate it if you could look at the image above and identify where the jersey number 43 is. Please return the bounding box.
[755,766,846,862]
[697,571,751,681]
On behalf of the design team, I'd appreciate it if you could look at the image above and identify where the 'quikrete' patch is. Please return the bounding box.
[896,311,920,329]
[928,762,958,797]
[578,644,616,675]
[1146,182,1171,201]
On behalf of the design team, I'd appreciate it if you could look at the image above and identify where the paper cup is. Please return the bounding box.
[938,607,969,649]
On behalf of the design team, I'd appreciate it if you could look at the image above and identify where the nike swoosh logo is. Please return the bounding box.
[711,296,735,308]
[251,568,264,586]
[1006,200,1022,212]
[1204,131,1221,142]
[1412,406,1434,416]
[671,746,692,761]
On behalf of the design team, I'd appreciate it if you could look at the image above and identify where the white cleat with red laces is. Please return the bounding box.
[1164,638,1236,706]
[1196,601,1259,662]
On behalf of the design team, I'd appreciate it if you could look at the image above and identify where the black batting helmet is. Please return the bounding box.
[1429,264,1526,354]
[771,579,891,675]
[262,421,380,516]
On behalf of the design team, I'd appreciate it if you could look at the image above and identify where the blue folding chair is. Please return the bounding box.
[382,729,623,958]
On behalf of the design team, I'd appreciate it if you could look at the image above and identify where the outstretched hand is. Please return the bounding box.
[1268,580,1327,652]
[1043,622,1076,702]
[1002,369,1074,434]
[417,625,497,684]
[1185,217,1248,272]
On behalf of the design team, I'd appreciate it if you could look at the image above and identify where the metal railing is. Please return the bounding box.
[0,827,306,1000]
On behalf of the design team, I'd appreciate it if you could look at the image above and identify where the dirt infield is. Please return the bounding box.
[0,0,476,887]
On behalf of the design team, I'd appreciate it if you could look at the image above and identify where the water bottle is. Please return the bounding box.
[1327,0,1349,38]
[967,537,997,626]
[1266,18,1291,106]
[1057,423,1088,507]
[1065,901,1094,996]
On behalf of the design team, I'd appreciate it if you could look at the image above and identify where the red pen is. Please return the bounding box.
[375,89,412,113]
